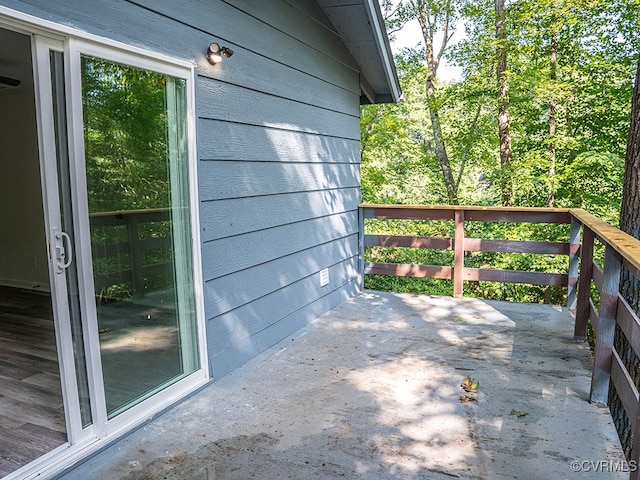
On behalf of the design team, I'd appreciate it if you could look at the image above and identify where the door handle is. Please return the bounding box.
[55,230,73,272]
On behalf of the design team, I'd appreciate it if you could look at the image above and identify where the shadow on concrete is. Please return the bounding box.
[61,291,628,480]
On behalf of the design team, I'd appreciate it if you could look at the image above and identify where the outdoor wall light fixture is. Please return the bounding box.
[207,43,234,65]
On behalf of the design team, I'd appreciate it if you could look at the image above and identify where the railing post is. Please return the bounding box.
[567,217,581,310]
[453,210,464,298]
[358,206,365,291]
[574,227,594,340]
[127,213,144,294]
[590,244,621,405]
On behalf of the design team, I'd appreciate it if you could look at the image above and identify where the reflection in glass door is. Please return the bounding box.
[79,56,200,418]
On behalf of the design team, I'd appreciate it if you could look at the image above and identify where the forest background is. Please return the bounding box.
[361,0,640,303]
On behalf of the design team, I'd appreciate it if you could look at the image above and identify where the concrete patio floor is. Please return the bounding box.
[59,291,629,479]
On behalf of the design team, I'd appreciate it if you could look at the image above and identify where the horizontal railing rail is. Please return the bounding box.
[359,204,640,478]
[360,204,576,300]
[89,208,172,297]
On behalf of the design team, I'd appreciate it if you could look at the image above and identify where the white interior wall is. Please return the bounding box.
[0,28,50,291]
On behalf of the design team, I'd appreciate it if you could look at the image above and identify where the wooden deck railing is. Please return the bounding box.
[359,205,575,299]
[571,208,640,475]
[359,204,640,477]
[89,208,172,296]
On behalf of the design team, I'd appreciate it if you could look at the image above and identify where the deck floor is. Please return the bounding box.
[60,291,628,480]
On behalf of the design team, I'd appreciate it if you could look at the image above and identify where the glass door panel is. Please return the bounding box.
[49,49,93,429]
[80,56,199,418]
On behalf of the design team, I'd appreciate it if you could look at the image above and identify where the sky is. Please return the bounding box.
[388,16,464,83]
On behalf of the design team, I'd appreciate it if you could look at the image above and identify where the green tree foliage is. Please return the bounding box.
[81,56,173,213]
[363,0,639,302]
[362,48,498,205]
[456,0,637,218]
[361,51,442,204]
[366,0,638,222]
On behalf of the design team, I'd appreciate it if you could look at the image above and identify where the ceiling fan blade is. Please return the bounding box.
[0,76,20,87]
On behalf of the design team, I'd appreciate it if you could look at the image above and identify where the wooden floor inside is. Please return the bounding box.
[0,287,66,478]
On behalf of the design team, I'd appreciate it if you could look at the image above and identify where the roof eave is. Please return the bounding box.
[318,0,402,105]
[362,0,401,104]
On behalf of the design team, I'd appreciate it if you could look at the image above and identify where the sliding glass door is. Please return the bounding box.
[79,55,200,418]
[0,15,206,479]
[33,33,206,454]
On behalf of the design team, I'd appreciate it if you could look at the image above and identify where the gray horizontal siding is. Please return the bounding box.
[208,257,357,348]
[131,0,360,93]
[200,187,360,240]
[197,119,360,163]
[205,235,358,318]
[197,79,359,140]
[198,162,360,201]
[223,0,358,70]
[202,211,358,279]
[281,0,339,34]
[207,265,359,379]
[9,0,364,379]
[195,52,358,116]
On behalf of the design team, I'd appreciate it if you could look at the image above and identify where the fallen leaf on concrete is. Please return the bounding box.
[461,376,479,393]
[509,408,529,418]
[460,395,477,403]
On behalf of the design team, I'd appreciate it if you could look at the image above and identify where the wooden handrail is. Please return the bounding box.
[570,208,640,277]
[361,203,572,223]
[360,205,640,280]
[361,203,570,213]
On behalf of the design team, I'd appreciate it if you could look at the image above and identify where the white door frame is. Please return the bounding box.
[1,7,209,480]
[65,35,209,438]
[32,32,95,446]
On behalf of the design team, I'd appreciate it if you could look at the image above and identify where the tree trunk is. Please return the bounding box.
[495,0,513,207]
[614,56,640,462]
[414,0,458,204]
[427,70,457,204]
[547,15,558,208]
[620,55,640,311]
